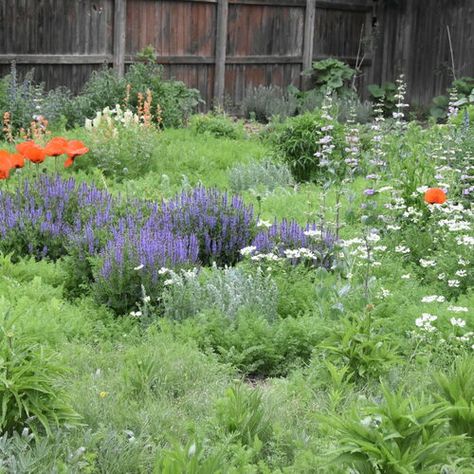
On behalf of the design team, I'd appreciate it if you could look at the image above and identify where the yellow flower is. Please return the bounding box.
[99,391,109,399]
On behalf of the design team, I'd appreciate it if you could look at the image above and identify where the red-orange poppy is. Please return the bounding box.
[22,143,47,164]
[8,153,25,169]
[0,152,12,180]
[64,140,89,168]
[424,188,447,205]
[15,140,36,156]
[0,166,11,180]
[44,137,68,157]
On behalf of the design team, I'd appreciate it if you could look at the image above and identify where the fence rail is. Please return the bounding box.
[0,0,473,109]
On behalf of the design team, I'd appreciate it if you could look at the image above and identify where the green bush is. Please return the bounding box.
[67,63,201,129]
[190,112,245,140]
[319,386,461,473]
[0,314,81,435]
[73,120,158,180]
[171,310,324,377]
[228,158,294,193]
[435,355,474,438]
[241,85,298,123]
[310,58,355,95]
[270,110,346,182]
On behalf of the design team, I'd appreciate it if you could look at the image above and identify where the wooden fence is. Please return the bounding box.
[0,0,473,109]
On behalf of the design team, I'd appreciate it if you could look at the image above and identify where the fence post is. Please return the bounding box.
[113,0,126,76]
[214,0,229,107]
[302,0,316,90]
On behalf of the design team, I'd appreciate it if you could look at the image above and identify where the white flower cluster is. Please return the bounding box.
[415,313,437,332]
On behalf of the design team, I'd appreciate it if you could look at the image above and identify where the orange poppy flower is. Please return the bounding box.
[0,152,12,180]
[0,166,11,180]
[64,140,89,168]
[44,137,68,157]
[20,143,46,164]
[15,140,36,156]
[424,188,446,205]
[8,153,25,169]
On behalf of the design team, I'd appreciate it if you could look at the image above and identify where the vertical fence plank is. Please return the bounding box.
[113,0,126,76]
[302,0,316,90]
[214,0,228,107]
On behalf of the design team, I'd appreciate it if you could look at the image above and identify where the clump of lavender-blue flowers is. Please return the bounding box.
[251,219,336,269]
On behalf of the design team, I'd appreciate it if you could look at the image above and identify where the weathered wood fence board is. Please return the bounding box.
[1,0,474,109]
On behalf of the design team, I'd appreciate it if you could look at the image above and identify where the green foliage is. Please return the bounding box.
[0,313,81,435]
[320,386,461,473]
[368,81,397,115]
[228,158,294,193]
[161,266,279,323]
[171,310,323,377]
[0,64,73,137]
[435,355,474,438]
[155,440,225,474]
[320,314,398,382]
[215,382,272,447]
[73,122,158,180]
[190,112,245,140]
[311,59,355,95]
[270,110,346,182]
[241,85,298,123]
[66,63,201,129]
[430,94,449,121]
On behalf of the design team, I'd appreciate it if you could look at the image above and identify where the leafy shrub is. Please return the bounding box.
[319,315,399,382]
[0,64,73,137]
[241,85,298,123]
[173,310,323,376]
[215,383,272,447]
[368,81,397,116]
[228,159,294,193]
[67,63,201,129]
[435,355,474,438]
[74,116,158,180]
[161,265,278,322]
[270,110,346,182]
[319,386,460,473]
[155,440,225,474]
[0,314,80,435]
[310,59,355,95]
[190,112,244,140]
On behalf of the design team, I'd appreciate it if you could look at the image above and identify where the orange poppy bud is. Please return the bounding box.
[424,188,446,205]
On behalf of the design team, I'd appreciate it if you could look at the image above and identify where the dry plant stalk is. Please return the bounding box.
[2,112,14,143]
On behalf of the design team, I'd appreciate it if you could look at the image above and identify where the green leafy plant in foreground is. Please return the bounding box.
[320,386,462,473]
[435,355,474,439]
[0,313,80,435]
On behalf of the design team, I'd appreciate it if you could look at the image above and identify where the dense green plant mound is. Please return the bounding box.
[270,110,346,182]
[190,112,245,140]
[0,315,80,435]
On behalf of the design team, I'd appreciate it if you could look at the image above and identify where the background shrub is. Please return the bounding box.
[270,110,346,182]
[228,158,294,193]
[241,85,298,123]
[190,112,245,140]
[161,265,278,322]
